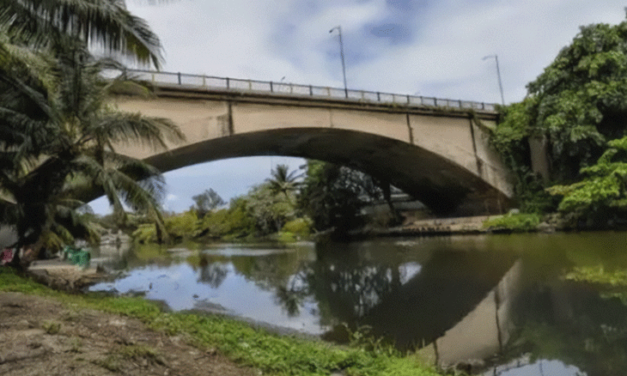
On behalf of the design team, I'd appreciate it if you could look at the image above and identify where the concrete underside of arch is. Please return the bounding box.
[113,91,513,216]
[142,128,505,215]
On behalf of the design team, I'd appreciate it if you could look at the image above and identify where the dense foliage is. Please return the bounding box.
[491,16,627,224]
[298,160,390,233]
[132,161,397,243]
[133,166,303,243]
[547,136,627,223]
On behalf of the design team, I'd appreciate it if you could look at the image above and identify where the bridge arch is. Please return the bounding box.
[113,89,513,215]
[138,127,505,215]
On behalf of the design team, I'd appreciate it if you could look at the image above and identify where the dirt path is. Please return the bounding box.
[0,292,256,376]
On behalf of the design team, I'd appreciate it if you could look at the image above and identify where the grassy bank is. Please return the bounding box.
[0,269,442,376]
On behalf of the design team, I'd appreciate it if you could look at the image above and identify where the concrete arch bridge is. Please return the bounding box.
[113,71,513,216]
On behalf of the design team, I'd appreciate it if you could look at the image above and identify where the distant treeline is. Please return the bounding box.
[129,161,400,244]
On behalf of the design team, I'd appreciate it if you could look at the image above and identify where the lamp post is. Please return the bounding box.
[483,54,505,105]
[329,26,348,97]
[279,76,286,92]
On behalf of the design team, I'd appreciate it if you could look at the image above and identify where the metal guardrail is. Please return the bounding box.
[120,69,497,112]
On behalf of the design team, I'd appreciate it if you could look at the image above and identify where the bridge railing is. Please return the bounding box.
[119,69,497,112]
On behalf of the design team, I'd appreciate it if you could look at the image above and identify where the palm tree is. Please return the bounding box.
[266,164,302,203]
[0,39,184,264]
[0,0,163,68]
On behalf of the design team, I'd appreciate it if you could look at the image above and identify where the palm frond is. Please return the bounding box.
[0,0,163,68]
[86,112,185,150]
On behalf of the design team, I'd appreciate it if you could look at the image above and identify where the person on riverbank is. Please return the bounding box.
[1,248,13,266]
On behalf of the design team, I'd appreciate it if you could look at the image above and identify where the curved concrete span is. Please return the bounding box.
[113,84,513,215]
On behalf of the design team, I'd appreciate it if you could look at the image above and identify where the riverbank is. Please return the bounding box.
[350,213,627,239]
[0,269,442,376]
[0,291,254,376]
[364,215,495,237]
[27,259,112,291]
[346,214,518,239]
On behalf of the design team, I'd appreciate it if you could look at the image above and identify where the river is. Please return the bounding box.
[90,232,627,375]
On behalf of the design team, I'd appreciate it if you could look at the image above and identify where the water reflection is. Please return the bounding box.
[487,244,627,376]
[89,233,627,375]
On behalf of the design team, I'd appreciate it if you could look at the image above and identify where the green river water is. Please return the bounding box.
[90,232,627,375]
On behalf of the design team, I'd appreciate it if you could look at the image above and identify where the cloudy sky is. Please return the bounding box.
[90,0,624,213]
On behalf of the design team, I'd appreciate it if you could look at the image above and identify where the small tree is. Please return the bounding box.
[191,189,225,217]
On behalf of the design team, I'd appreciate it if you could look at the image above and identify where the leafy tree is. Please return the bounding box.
[492,15,627,214]
[547,136,627,224]
[191,188,225,217]
[132,223,159,244]
[298,160,386,234]
[281,218,312,239]
[246,183,296,235]
[527,18,627,179]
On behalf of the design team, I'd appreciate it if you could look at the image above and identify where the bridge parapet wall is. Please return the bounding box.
[120,69,498,113]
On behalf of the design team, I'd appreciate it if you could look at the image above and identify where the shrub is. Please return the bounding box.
[281,218,312,238]
[483,213,542,232]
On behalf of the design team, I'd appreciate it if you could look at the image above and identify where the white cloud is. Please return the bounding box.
[127,0,624,103]
[92,0,625,214]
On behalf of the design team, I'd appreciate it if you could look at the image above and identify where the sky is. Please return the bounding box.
[90,0,625,214]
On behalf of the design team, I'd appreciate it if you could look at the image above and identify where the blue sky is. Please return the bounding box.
[90,0,625,214]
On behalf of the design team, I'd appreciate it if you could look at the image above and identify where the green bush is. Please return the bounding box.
[165,211,200,239]
[132,224,157,243]
[483,213,542,232]
[200,205,256,240]
[547,136,627,224]
[281,218,312,238]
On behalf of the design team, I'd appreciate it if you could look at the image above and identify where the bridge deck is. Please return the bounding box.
[120,69,498,114]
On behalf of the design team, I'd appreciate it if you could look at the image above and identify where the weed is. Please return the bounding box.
[343,324,400,357]
[94,355,121,372]
[42,320,61,334]
[69,337,83,353]
[116,344,166,365]
[62,307,81,322]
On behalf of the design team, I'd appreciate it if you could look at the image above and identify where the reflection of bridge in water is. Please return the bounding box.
[302,242,524,371]
[415,259,523,369]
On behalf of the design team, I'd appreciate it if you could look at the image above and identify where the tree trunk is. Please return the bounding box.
[156,223,163,244]
[382,182,402,226]
[8,248,23,270]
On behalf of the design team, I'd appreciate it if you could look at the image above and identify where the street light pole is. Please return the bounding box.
[483,54,505,106]
[329,26,348,97]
